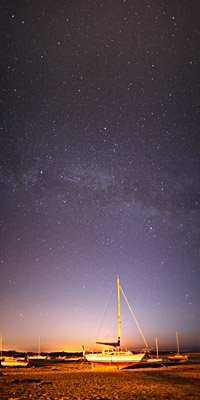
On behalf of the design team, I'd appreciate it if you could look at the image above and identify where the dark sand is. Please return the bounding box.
[0,362,200,400]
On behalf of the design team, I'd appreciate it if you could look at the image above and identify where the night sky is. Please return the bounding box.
[1,0,200,353]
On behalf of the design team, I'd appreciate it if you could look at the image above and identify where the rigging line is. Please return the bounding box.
[95,282,116,342]
[119,285,148,348]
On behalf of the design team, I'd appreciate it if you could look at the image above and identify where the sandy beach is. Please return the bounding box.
[0,361,200,400]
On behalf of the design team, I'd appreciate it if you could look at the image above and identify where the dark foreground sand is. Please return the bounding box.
[0,362,200,400]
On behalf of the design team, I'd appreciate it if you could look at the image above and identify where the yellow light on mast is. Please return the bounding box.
[117,275,120,348]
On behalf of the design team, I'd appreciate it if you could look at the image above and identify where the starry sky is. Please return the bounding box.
[1,0,200,353]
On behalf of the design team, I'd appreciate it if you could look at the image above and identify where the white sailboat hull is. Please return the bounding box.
[86,352,145,370]
[1,357,28,367]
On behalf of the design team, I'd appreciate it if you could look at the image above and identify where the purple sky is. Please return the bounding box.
[1,0,199,352]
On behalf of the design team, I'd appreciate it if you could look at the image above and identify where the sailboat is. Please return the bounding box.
[28,335,47,360]
[147,337,162,362]
[86,276,147,370]
[0,336,28,367]
[168,332,188,361]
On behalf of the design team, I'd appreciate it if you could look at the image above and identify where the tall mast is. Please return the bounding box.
[117,275,120,348]
[38,335,40,356]
[176,331,179,355]
[156,337,158,359]
[0,336,2,359]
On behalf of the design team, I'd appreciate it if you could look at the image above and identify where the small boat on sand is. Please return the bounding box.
[28,355,48,359]
[28,335,48,360]
[168,332,188,361]
[86,275,147,370]
[168,354,188,361]
[147,337,162,362]
[1,357,28,367]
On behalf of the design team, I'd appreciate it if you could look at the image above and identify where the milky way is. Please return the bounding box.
[1,0,199,352]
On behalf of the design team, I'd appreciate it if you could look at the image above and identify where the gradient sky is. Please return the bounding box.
[1,0,200,353]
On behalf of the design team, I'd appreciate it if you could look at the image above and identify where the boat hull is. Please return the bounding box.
[1,359,28,367]
[168,355,188,361]
[28,356,47,359]
[86,352,145,370]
